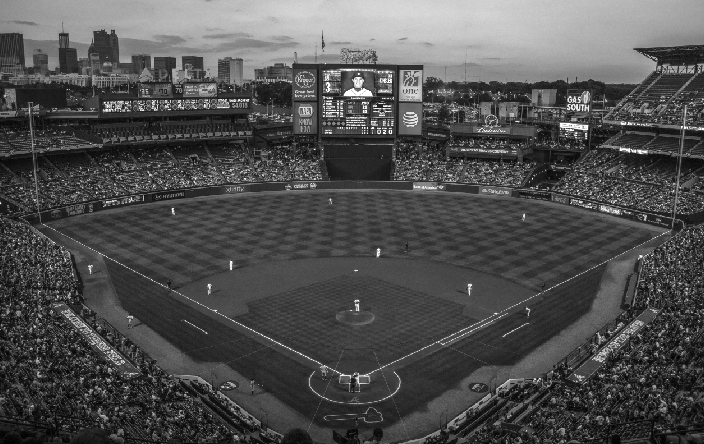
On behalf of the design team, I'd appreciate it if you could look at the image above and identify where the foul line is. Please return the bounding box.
[182,319,208,335]
[502,323,529,338]
[41,223,324,368]
[369,230,669,375]
[43,224,669,380]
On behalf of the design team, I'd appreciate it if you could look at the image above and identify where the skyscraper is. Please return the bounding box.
[109,30,119,64]
[88,29,118,64]
[182,56,203,71]
[131,54,151,74]
[58,31,78,74]
[59,32,69,49]
[218,57,244,86]
[33,49,49,75]
[154,56,176,80]
[0,33,26,74]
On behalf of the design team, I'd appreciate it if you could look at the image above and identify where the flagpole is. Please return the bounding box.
[315,44,317,64]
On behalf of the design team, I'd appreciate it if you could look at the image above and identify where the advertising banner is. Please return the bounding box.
[568,309,658,384]
[413,182,446,191]
[598,204,622,216]
[551,194,570,204]
[293,102,318,135]
[398,102,422,136]
[518,189,551,200]
[399,69,423,102]
[183,83,217,98]
[479,186,512,196]
[293,69,318,101]
[569,197,598,210]
[102,195,145,209]
[220,184,251,194]
[151,190,187,202]
[566,90,592,113]
[55,303,141,378]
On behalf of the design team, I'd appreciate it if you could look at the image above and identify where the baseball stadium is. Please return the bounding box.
[1,41,704,444]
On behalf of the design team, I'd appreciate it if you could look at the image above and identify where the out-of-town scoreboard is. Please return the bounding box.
[292,64,423,138]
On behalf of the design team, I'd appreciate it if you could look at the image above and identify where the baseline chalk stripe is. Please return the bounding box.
[41,223,324,368]
[183,319,208,335]
[502,323,529,338]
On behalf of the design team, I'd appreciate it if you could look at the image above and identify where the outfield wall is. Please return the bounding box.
[22,180,688,230]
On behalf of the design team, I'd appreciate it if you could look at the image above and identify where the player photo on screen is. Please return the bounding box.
[341,71,375,97]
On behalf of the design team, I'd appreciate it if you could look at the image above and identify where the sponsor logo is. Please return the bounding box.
[153,191,185,201]
[284,184,292,190]
[413,182,442,191]
[402,111,419,128]
[552,194,569,204]
[102,195,144,208]
[51,209,62,219]
[294,71,316,89]
[476,127,509,134]
[402,70,420,87]
[480,187,511,196]
[298,104,313,118]
[569,198,597,210]
[468,383,489,393]
[485,114,499,127]
[225,186,246,194]
[598,204,622,216]
[309,182,317,189]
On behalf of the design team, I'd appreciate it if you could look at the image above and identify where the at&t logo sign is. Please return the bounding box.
[402,111,419,128]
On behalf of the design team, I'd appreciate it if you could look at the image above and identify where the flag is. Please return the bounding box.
[322,31,325,52]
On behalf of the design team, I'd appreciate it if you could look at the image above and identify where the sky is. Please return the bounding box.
[3,0,704,84]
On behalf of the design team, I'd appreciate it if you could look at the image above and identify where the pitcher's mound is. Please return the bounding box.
[336,310,375,325]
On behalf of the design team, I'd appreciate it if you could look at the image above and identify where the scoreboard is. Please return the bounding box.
[559,122,589,140]
[321,68,395,136]
[292,64,423,138]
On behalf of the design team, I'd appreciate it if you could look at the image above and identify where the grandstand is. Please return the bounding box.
[1,51,704,444]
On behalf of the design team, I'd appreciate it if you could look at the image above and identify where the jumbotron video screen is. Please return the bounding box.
[321,68,396,136]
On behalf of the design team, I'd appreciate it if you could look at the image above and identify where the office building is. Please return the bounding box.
[218,57,244,86]
[33,49,49,75]
[154,56,176,80]
[254,63,293,83]
[0,33,26,74]
[131,54,151,74]
[88,29,119,64]
[59,32,69,49]
[109,30,119,64]
[59,48,78,74]
[182,56,203,71]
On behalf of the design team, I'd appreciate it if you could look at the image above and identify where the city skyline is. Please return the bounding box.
[2,0,704,83]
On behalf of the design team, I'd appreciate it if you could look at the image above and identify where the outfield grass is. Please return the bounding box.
[43,191,664,438]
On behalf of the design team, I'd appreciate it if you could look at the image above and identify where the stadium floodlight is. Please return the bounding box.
[671,104,687,230]
[28,102,41,223]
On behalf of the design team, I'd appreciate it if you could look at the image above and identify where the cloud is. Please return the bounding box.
[420,42,434,47]
[483,57,501,60]
[370,39,375,41]
[210,38,298,52]
[330,41,352,45]
[272,35,294,42]
[267,16,279,23]
[203,32,252,40]
[118,38,205,55]
[153,35,187,45]
[398,37,408,41]
[10,20,39,26]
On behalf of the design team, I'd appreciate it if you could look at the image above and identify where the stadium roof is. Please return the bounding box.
[634,45,704,65]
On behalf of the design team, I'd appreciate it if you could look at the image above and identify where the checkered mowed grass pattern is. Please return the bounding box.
[49,191,655,290]
[45,191,659,430]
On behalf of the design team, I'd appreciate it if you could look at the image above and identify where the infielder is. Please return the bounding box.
[207,283,212,295]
